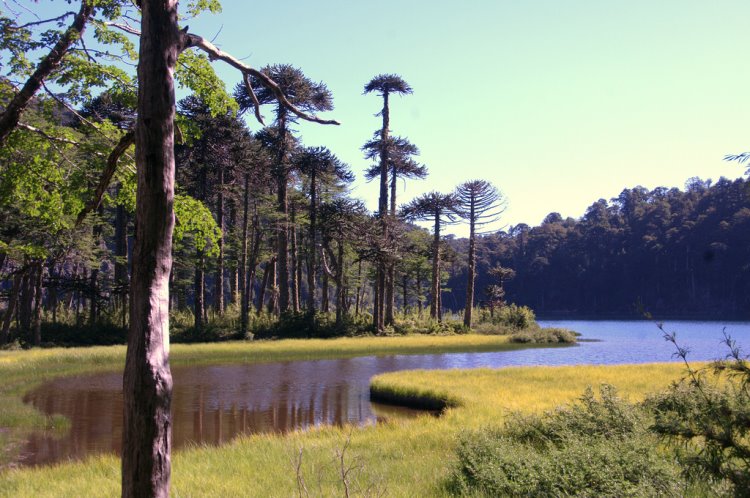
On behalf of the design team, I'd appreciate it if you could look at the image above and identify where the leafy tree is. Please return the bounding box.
[401,191,459,321]
[364,73,412,330]
[455,180,505,327]
[236,65,334,314]
[294,146,353,314]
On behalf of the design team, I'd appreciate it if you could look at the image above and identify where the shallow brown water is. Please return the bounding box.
[19,358,430,467]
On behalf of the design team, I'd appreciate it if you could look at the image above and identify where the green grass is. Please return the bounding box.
[0,336,693,496]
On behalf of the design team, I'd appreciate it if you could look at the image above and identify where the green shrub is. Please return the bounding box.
[510,326,577,344]
[498,304,536,329]
[450,385,682,497]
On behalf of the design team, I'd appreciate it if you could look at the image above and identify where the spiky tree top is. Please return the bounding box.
[235,64,333,120]
[295,146,354,185]
[364,74,413,96]
[401,191,460,225]
[363,136,426,181]
[455,180,506,230]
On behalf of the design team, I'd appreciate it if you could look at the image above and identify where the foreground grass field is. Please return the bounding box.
[0,336,693,496]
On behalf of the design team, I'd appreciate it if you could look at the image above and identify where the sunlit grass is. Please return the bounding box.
[0,333,693,497]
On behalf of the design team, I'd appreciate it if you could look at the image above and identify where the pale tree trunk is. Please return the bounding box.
[374,92,390,331]
[431,210,441,321]
[463,199,476,328]
[121,1,178,495]
[290,204,299,312]
[32,260,43,346]
[194,251,205,330]
[240,174,250,335]
[115,199,129,328]
[306,169,317,313]
[1,272,22,345]
[275,111,290,313]
[214,163,224,314]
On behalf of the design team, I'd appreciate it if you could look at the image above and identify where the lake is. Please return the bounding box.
[18,320,750,467]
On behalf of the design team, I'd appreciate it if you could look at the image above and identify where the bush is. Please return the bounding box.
[510,326,577,344]
[450,385,682,497]
[498,304,536,329]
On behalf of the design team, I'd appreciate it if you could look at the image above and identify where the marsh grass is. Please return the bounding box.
[0,343,694,497]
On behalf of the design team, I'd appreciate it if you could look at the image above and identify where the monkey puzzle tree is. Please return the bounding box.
[456,180,505,327]
[364,74,412,330]
[235,65,333,314]
[294,146,353,314]
[401,191,459,322]
[363,135,426,322]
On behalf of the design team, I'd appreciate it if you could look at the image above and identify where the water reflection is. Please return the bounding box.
[20,358,430,467]
[19,320,750,467]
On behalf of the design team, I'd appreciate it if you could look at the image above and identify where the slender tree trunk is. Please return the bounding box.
[267,257,278,314]
[19,262,32,337]
[230,203,239,305]
[322,271,330,313]
[240,174,250,336]
[402,275,408,314]
[290,204,299,312]
[194,251,205,330]
[122,1,179,495]
[276,112,290,313]
[1,272,22,345]
[115,199,129,328]
[214,163,225,314]
[354,260,362,316]
[32,260,43,346]
[385,163,398,325]
[374,91,390,331]
[0,1,94,147]
[256,260,271,315]
[416,268,423,316]
[335,239,345,325]
[307,170,317,313]
[431,210,441,321]
[464,201,476,328]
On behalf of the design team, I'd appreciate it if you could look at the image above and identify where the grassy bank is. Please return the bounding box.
[0,334,692,496]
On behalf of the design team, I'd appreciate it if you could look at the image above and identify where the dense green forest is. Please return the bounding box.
[446,177,750,319]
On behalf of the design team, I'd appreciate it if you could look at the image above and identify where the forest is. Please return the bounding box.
[3,2,750,497]
[446,177,750,319]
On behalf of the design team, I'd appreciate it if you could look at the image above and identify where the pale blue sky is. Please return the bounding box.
[35,1,750,234]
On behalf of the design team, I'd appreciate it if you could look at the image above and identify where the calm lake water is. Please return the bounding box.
[18,320,750,467]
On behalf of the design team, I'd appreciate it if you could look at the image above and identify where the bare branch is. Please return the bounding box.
[183,33,340,126]
[0,0,94,147]
[17,122,80,146]
[12,12,75,30]
[242,72,265,125]
[104,21,141,37]
[76,130,136,226]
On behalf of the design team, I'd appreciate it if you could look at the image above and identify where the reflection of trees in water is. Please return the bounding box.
[20,358,429,467]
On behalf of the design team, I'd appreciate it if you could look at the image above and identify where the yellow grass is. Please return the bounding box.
[0,337,695,497]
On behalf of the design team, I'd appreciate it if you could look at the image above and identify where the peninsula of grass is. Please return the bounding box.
[0,333,693,497]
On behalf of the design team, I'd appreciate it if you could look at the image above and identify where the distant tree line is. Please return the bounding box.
[445,177,750,319]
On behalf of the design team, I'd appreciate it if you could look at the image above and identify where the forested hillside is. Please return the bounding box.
[446,177,750,319]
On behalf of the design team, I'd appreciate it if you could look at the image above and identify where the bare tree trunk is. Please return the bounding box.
[1,272,22,345]
[290,204,299,312]
[402,275,409,314]
[416,268,423,316]
[214,163,224,315]
[0,1,94,147]
[464,201,476,328]
[373,92,390,331]
[121,1,178,494]
[240,174,250,336]
[354,260,362,316]
[276,112,290,314]
[335,239,345,325]
[115,199,130,328]
[19,262,32,338]
[32,260,43,346]
[256,260,270,315]
[431,212,441,321]
[267,257,278,314]
[194,251,205,330]
[307,170,317,314]
[322,271,330,313]
[229,203,239,305]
